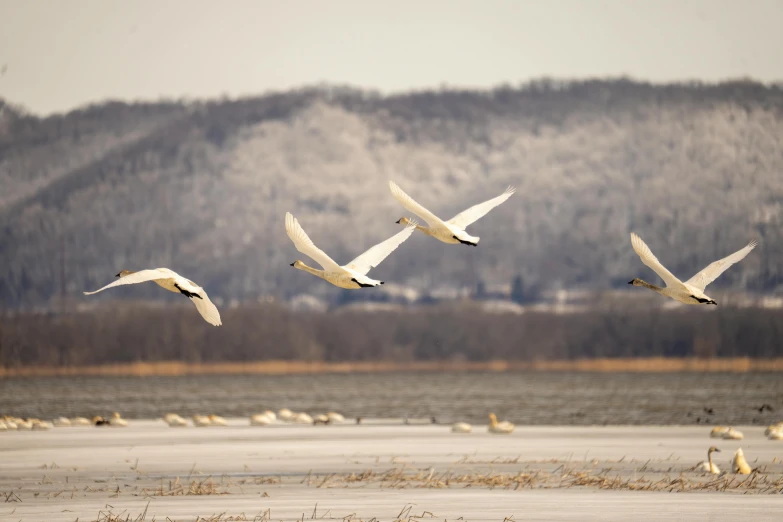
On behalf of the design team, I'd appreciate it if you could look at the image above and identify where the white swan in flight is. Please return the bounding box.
[628,233,758,305]
[84,268,222,326]
[389,181,515,246]
[285,212,416,289]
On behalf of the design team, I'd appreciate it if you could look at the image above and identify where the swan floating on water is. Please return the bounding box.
[389,181,515,246]
[488,413,514,434]
[52,417,71,427]
[286,212,416,289]
[84,268,222,326]
[451,422,472,433]
[628,233,757,305]
[732,448,752,474]
[697,446,721,474]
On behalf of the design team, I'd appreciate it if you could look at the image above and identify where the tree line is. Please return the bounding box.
[2,300,782,368]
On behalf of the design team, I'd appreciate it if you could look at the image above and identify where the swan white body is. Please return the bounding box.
[250,413,275,426]
[629,233,757,305]
[208,415,227,426]
[84,268,222,326]
[697,446,721,474]
[32,419,53,430]
[293,412,314,424]
[451,422,472,433]
[764,422,783,436]
[488,413,514,434]
[286,212,416,289]
[71,417,92,426]
[192,415,211,427]
[732,448,752,474]
[278,408,295,422]
[768,429,783,440]
[52,417,71,427]
[109,412,128,427]
[710,426,730,438]
[722,427,743,440]
[327,412,345,423]
[163,413,188,427]
[389,181,515,246]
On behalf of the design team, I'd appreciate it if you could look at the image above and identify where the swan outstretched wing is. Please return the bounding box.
[285,212,343,272]
[388,181,447,228]
[189,289,222,326]
[685,239,758,291]
[630,233,686,289]
[346,221,417,276]
[447,186,516,229]
[83,269,172,295]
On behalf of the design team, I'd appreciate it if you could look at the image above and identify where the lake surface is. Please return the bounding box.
[1,371,781,425]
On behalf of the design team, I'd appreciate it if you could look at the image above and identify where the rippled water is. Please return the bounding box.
[1,372,781,425]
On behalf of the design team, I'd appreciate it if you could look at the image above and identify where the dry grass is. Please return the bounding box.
[3,357,783,378]
[297,466,783,494]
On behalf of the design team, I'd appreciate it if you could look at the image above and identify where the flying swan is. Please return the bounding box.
[84,268,222,326]
[628,233,757,305]
[285,212,416,288]
[389,181,515,246]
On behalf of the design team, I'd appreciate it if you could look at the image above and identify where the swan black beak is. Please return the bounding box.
[115,272,121,278]
[711,301,718,306]
[395,219,401,224]
[715,448,721,452]
[289,262,295,267]
[380,281,385,285]
[627,280,634,284]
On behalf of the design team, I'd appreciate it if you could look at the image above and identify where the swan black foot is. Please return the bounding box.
[691,295,717,305]
[453,236,478,247]
[175,283,202,299]
[351,278,376,288]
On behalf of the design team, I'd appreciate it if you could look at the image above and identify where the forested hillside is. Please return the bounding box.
[2,80,783,307]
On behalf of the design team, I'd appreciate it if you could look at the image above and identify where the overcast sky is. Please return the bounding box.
[1,0,781,115]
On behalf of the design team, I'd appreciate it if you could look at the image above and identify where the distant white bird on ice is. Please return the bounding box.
[84,268,221,326]
[285,212,416,289]
[628,233,757,306]
[389,180,515,246]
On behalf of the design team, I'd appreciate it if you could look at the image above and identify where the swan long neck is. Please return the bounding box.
[399,217,431,235]
[707,450,714,469]
[634,278,665,293]
[295,262,327,279]
[488,414,498,428]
